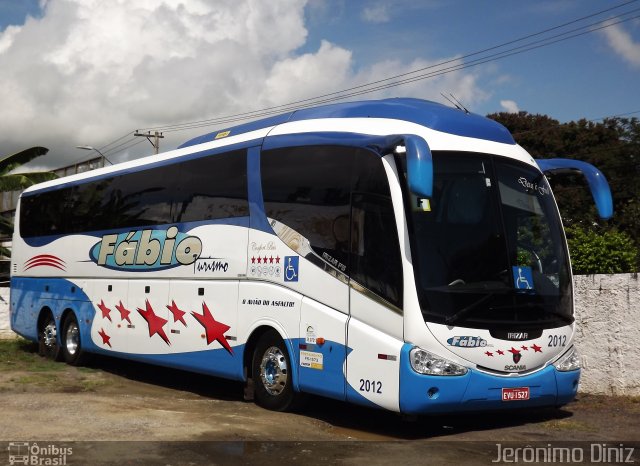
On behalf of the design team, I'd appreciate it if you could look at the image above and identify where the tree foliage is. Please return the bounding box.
[565,225,637,274]
[488,112,640,273]
[0,147,57,257]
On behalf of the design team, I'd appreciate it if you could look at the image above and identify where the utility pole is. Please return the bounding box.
[134,130,165,155]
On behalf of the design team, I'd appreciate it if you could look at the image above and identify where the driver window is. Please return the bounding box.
[261,145,353,275]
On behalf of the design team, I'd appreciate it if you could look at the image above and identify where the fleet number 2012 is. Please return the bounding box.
[548,334,567,347]
[359,379,382,394]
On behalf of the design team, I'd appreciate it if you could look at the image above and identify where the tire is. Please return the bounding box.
[61,313,87,366]
[251,330,300,411]
[38,313,62,361]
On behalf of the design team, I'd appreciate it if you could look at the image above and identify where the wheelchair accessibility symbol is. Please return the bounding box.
[284,256,299,282]
[512,266,534,290]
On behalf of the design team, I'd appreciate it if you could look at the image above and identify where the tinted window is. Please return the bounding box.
[175,150,249,222]
[262,145,402,307]
[350,153,403,307]
[20,150,248,238]
[262,146,353,274]
[97,164,177,228]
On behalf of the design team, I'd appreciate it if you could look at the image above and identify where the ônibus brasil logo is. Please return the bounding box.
[90,226,202,271]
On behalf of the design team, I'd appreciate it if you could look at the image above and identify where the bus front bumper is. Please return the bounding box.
[399,347,580,415]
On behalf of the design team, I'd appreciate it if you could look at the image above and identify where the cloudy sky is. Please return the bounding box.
[1,0,639,169]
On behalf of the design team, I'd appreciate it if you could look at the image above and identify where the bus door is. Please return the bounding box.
[256,143,353,400]
[345,153,404,412]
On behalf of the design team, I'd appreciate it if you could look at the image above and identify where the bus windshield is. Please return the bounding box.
[400,151,572,330]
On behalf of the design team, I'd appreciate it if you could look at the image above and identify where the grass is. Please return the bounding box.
[0,337,111,393]
[0,338,64,372]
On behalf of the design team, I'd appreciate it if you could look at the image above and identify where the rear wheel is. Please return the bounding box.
[252,331,300,411]
[61,313,86,366]
[38,313,62,361]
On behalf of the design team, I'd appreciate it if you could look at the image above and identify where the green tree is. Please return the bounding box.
[0,146,57,257]
[565,225,637,274]
[488,112,640,273]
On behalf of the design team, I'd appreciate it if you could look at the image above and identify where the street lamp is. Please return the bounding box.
[75,145,113,166]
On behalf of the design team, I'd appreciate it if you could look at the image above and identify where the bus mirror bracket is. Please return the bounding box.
[535,158,613,220]
[404,134,433,198]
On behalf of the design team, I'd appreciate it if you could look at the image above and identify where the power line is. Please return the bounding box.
[91,0,640,157]
[136,0,640,134]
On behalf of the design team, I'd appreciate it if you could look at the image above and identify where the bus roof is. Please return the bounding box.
[178,98,515,149]
[22,98,517,197]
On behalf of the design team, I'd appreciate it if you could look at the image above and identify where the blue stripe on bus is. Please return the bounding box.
[291,98,515,144]
[294,337,351,401]
[247,146,274,234]
[180,98,515,149]
[178,113,295,149]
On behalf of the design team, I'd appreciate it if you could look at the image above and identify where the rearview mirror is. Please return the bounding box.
[405,135,433,198]
[536,158,613,220]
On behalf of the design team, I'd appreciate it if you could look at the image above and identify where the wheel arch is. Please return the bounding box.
[243,324,300,393]
[36,306,57,343]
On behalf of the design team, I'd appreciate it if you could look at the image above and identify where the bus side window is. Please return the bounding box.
[175,150,249,222]
[261,146,353,275]
[350,153,403,308]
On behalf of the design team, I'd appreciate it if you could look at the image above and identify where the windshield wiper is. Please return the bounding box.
[445,293,495,326]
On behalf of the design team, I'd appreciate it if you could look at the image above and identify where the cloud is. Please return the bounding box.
[0,0,485,169]
[601,21,640,68]
[361,4,390,24]
[500,99,520,113]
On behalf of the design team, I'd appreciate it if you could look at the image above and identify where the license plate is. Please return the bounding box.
[502,387,530,401]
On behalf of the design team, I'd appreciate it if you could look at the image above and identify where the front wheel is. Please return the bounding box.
[251,331,300,411]
[61,313,87,366]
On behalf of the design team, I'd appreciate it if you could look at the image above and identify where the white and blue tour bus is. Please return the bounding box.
[10,98,613,414]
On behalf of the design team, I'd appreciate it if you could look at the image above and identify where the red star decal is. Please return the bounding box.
[532,344,543,353]
[496,349,505,355]
[275,256,280,264]
[115,301,131,323]
[137,299,170,345]
[98,328,112,347]
[485,351,494,357]
[521,345,529,351]
[251,256,256,264]
[263,256,268,264]
[269,256,274,264]
[191,302,233,354]
[98,300,112,321]
[167,300,187,326]
[508,347,521,355]
[257,256,262,264]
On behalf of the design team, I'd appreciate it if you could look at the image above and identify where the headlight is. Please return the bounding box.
[553,346,581,372]
[409,347,468,376]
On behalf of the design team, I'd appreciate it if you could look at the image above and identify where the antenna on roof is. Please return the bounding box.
[441,93,462,111]
[449,93,470,114]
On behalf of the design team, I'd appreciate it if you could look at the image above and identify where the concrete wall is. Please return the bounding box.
[1,275,639,395]
[0,287,10,339]
[574,273,640,396]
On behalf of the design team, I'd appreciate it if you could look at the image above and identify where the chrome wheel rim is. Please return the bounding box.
[65,322,79,355]
[43,321,57,348]
[259,346,288,396]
